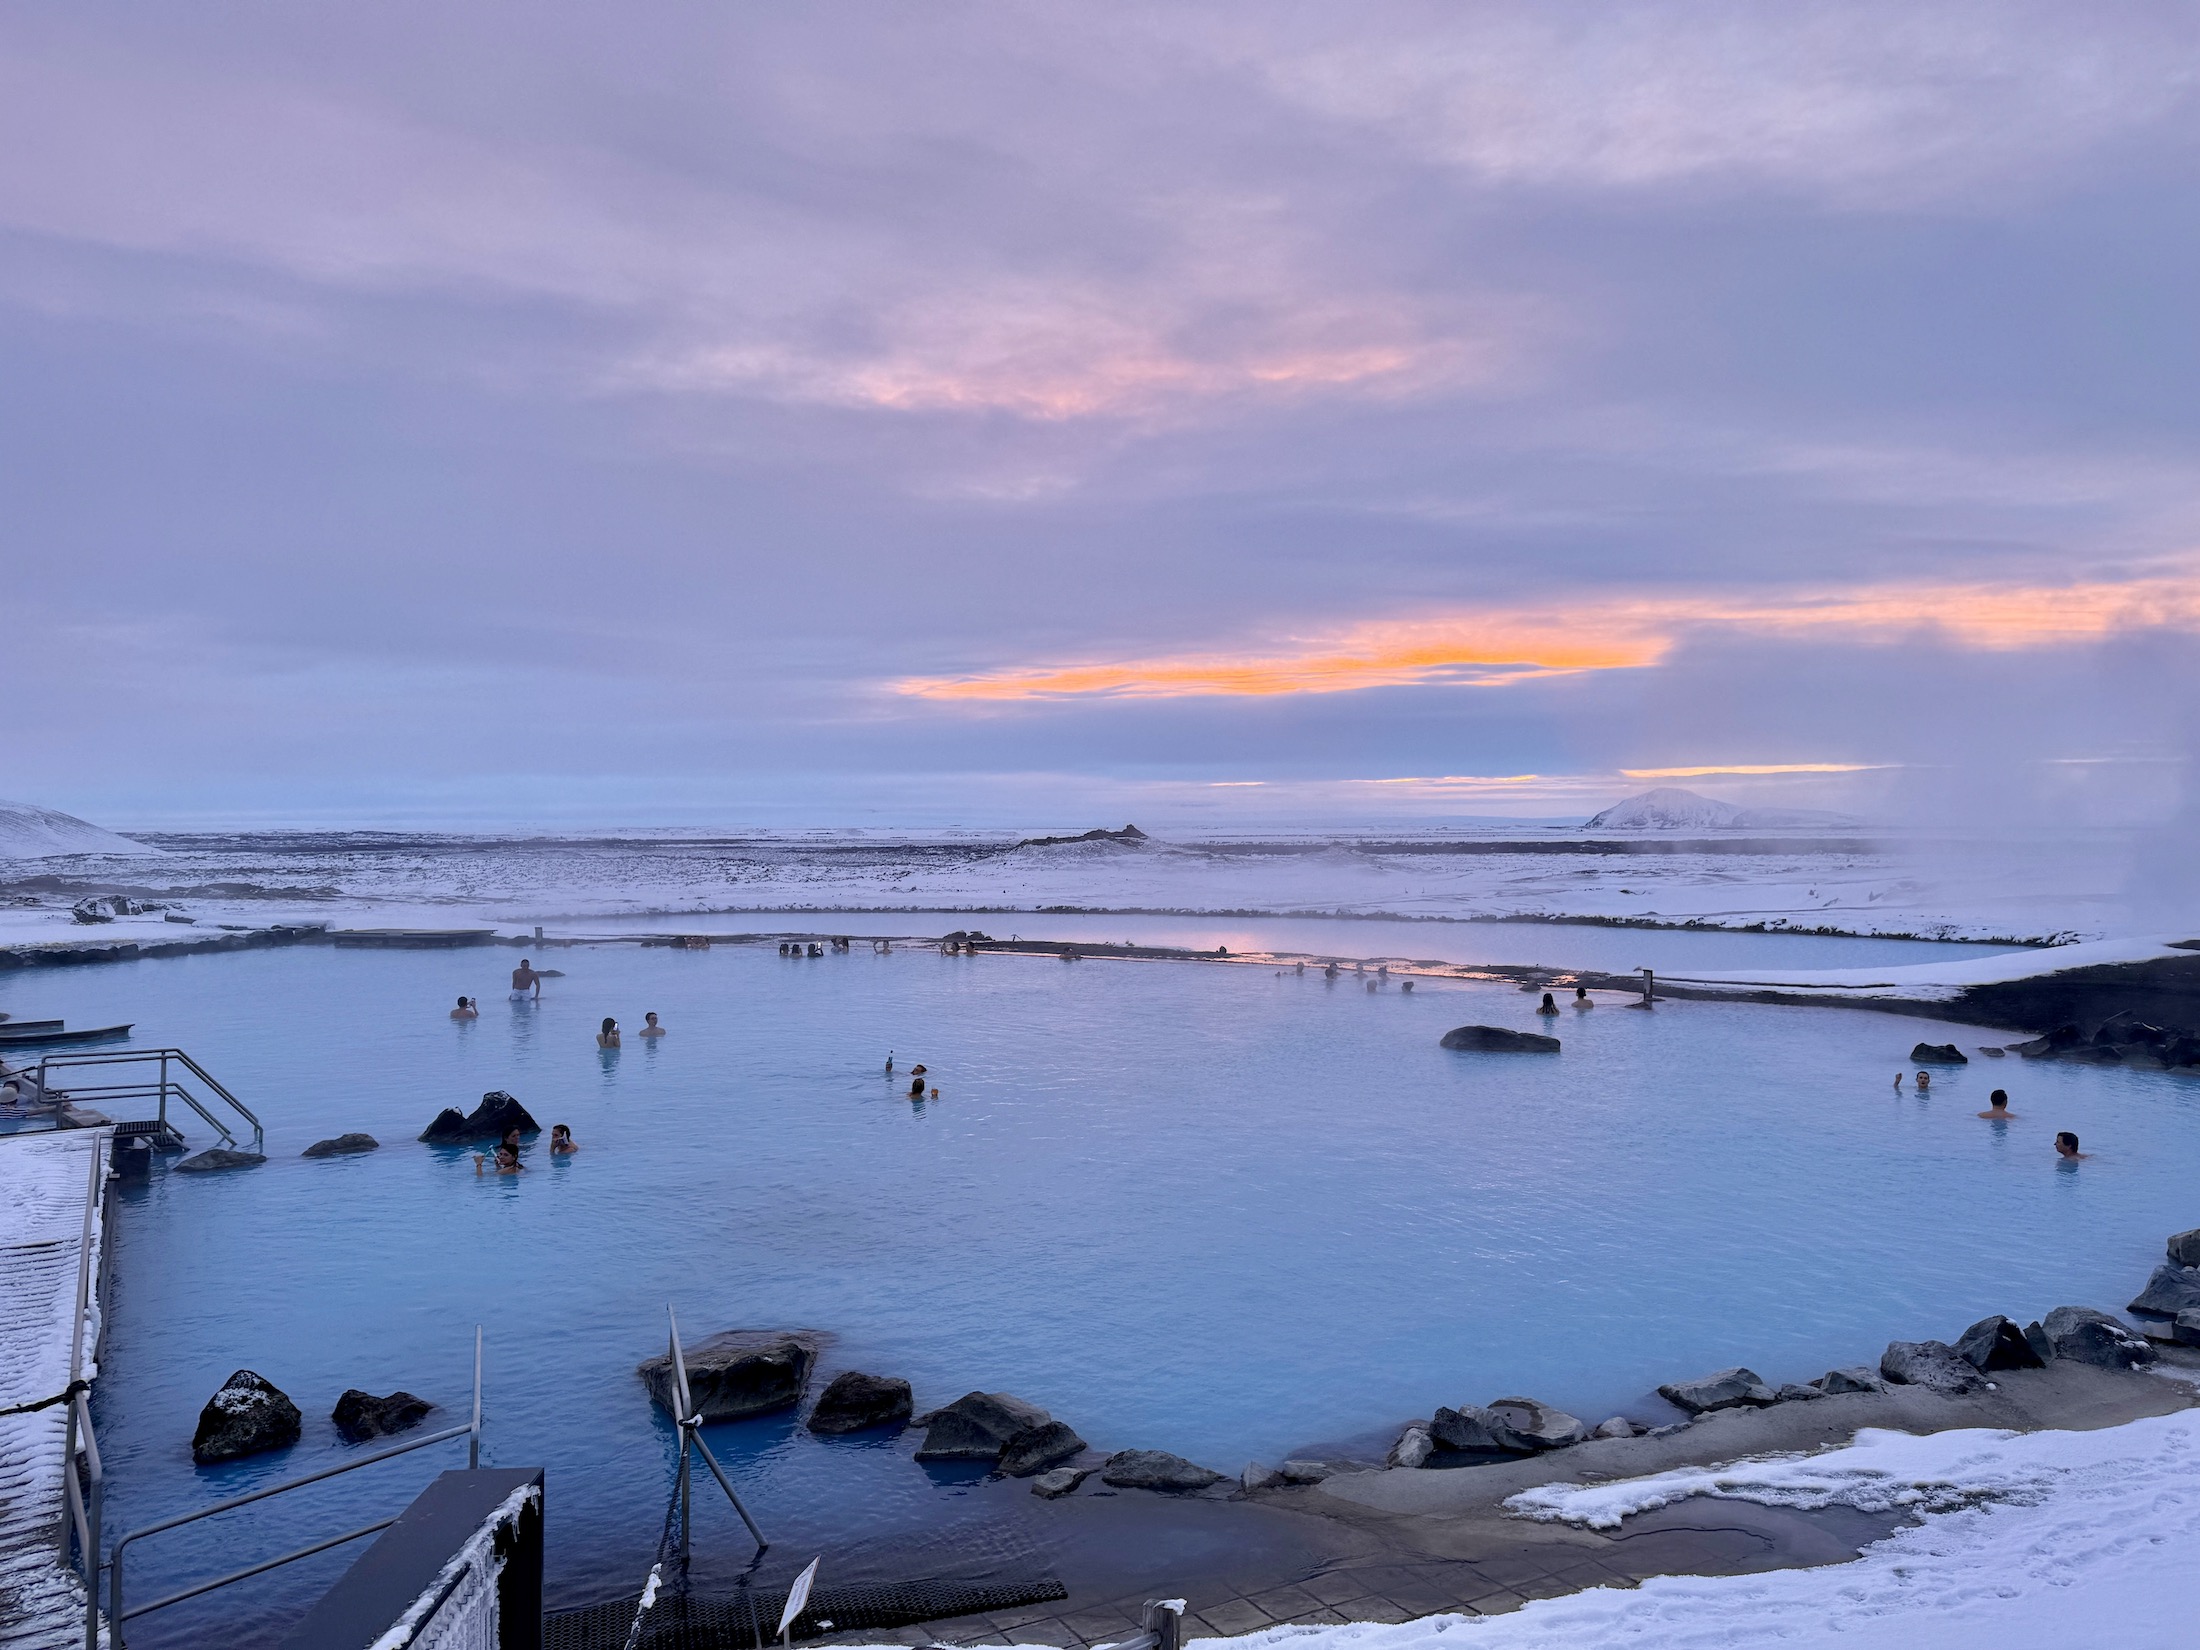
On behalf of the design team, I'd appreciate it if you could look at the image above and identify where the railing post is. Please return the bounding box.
[83,1399,102,1650]
[470,1325,482,1469]
[1142,1599,1183,1650]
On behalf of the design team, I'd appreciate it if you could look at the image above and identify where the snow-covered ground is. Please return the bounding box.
[1197,1412,2200,1650]
[0,824,2164,950]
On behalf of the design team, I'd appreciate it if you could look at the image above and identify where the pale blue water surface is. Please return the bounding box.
[5,934,2191,1643]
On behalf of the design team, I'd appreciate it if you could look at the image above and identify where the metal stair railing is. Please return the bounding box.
[34,1048,263,1153]
[57,1132,106,1650]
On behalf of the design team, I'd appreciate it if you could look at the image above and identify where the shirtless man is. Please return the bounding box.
[510,959,543,1000]
[450,996,478,1020]
[640,1011,666,1038]
[1978,1089,2017,1120]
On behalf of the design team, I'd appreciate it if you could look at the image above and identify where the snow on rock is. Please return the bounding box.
[0,798,155,858]
[1583,787,1859,832]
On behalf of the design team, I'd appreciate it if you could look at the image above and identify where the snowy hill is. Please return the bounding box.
[1583,786,1859,831]
[0,799,156,858]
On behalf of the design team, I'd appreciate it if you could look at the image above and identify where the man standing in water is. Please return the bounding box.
[510,958,543,1000]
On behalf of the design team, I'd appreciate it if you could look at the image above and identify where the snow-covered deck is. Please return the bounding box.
[0,1130,107,1649]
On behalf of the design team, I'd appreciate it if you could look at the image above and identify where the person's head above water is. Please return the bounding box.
[908,1076,925,1097]
[1989,1090,2009,1109]
[601,1017,617,1035]
[2056,1131,2084,1158]
[645,1012,658,1025]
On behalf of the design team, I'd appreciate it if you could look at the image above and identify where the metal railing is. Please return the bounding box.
[57,1133,106,1650]
[34,1048,263,1154]
[104,1328,483,1648]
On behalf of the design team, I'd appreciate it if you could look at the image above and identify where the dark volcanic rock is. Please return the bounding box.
[2128,1265,2200,1318]
[1814,1366,1886,1395]
[1099,1449,1225,1491]
[302,1133,379,1158]
[806,1372,912,1435]
[1910,1043,1968,1064]
[1485,1397,1588,1450]
[419,1090,541,1144]
[331,1388,434,1443]
[913,1391,1053,1462]
[2042,1306,2156,1369]
[1428,1404,1527,1453]
[193,1371,302,1464]
[1880,1340,1989,1394]
[174,1148,266,1173]
[1774,1383,1826,1402]
[2169,1230,2200,1269]
[1955,1315,2046,1371]
[1030,1467,1090,1498]
[1439,1025,1560,1054]
[1656,1368,1775,1414]
[638,1330,821,1422]
[2011,1024,2087,1058]
[999,1419,1088,1477]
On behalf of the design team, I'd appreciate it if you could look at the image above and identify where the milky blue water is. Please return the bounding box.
[8,935,2193,1644]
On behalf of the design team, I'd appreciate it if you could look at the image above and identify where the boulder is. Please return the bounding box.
[1030,1467,1090,1499]
[302,1133,380,1158]
[2170,1230,2200,1269]
[999,1420,1088,1477]
[2042,1306,2156,1369]
[1592,1417,1639,1439]
[1242,1461,1284,1491]
[2128,1265,2200,1318]
[1813,1366,1885,1395]
[1485,1397,1588,1450]
[2012,1024,2087,1058]
[419,1091,541,1144]
[1910,1043,1968,1064]
[1100,1449,1226,1492]
[331,1389,434,1443]
[193,1371,302,1464]
[1429,1404,1526,1453]
[1387,1426,1434,1469]
[1955,1315,2047,1372]
[174,1148,266,1173]
[1774,1383,1826,1402]
[638,1330,820,1422]
[807,1372,912,1435]
[1279,1460,1337,1483]
[1656,1368,1775,1414]
[2162,1038,2200,1070]
[2176,1309,2200,1349]
[1880,1340,1987,1395]
[913,1391,1053,1462]
[1439,1025,1560,1054]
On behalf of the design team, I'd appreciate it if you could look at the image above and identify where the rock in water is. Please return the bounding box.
[1955,1315,2046,1371]
[912,1391,1053,1461]
[2043,1306,2156,1369]
[331,1389,435,1442]
[1774,1383,1826,1402]
[2128,1265,2200,1318]
[2174,1309,2200,1348]
[302,1133,379,1158]
[1000,1419,1088,1477]
[2167,1230,2200,1269]
[1278,1460,1337,1484]
[1428,1404,1526,1453]
[1592,1417,1639,1439]
[1388,1426,1434,1468]
[1242,1461,1285,1491]
[1880,1340,1988,1394]
[1909,1043,1967,1064]
[1030,1467,1091,1499]
[1656,1368,1775,1414]
[1485,1397,1588,1450]
[174,1148,266,1173]
[637,1330,821,1422]
[1439,1025,1561,1054]
[419,1091,542,1143]
[193,1371,302,1464]
[1814,1366,1886,1395]
[1100,1449,1226,1491]
[2022,1320,2055,1365]
[807,1372,912,1434]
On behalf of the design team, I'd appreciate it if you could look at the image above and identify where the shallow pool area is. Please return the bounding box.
[9,936,2195,1644]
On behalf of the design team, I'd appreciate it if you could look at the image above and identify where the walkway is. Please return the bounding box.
[0,1130,106,1649]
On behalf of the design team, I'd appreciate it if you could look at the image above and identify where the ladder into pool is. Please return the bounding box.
[33,1047,264,1154]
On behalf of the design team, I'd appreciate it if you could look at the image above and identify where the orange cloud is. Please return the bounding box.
[896,572,2200,701]
[1622,763,1888,778]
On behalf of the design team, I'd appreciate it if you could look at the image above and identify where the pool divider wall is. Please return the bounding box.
[277,1467,542,1650]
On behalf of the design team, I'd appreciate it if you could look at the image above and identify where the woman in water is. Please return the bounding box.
[450,996,478,1020]
[1574,986,1591,1009]
[550,1124,577,1155]
[1978,1090,2017,1120]
[1538,992,1559,1015]
[475,1144,525,1175]
[640,1012,666,1038]
[597,1017,621,1049]
[909,1076,926,1098]
[2055,1131,2089,1161]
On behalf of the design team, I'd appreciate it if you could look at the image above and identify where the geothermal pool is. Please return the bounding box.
[9,935,2194,1643]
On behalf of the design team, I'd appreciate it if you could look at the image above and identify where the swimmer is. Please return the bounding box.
[908,1076,926,1098]
[1401,980,1414,993]
[597,1017,621,1049]
[1574,987,1591,1007]
[640,1011,666,1038]
[475,1144,525,1176]
[1915,1070,1930,1092]
[1978,1089,2018,1120]
[1538,992,1559,1015]
[550,1123,577,1155]
[910,1064,927,1079]
[1366,978,1377,993]
[450,996,478,1020]
[2055,1131,2088,1161]
[510,959,543,1001]
[501,1126,524,1158]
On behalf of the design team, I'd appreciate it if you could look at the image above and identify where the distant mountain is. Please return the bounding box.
[1013,823,1149,850]
[0,798,157,858]
[1583,786,1859,831]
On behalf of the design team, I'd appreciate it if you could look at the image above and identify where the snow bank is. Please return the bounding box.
[1659,932,2191,999]
[1173,1414,2200,1650]
[1583,787,1858,831]
[0,798,154,858]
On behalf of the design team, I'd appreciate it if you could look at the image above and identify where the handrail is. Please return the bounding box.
[106,1331,482,1646]
[57,1133,105,1650]
[34,1048,263,1152]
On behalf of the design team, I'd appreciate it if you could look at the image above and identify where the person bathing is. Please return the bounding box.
[450,996,478,1020]
[510,960,543,1000]
[640,1012,666,1038]
[1978,1090,2017,1120]
[550,1124,578,1155]
[597,1017,621,1049]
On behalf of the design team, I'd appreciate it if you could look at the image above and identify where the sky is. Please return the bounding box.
[3,1,2198,831]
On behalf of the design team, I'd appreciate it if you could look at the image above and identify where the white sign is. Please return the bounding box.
[777,1557,821,1640]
